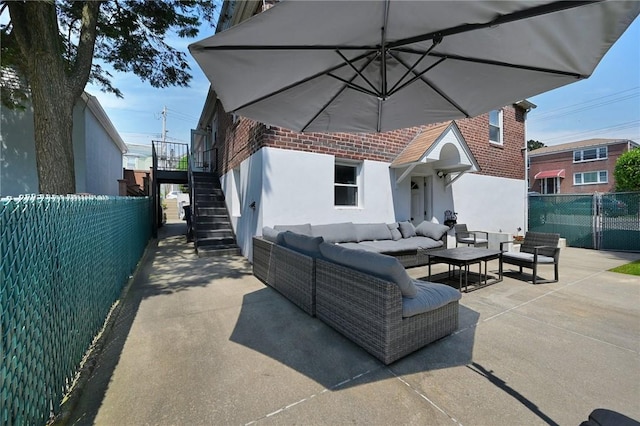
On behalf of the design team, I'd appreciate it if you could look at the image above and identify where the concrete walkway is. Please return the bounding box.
[68,223,640,425]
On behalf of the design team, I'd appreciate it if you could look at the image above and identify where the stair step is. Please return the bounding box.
[193,200,226,207]
[196,246,242,257]
[196,230,234,239]
[195,207,228,215]
[197,236,237,247]
[193,221,231,230]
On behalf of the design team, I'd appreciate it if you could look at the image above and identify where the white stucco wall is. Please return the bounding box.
[221,146,526,261]
[452,173,526,235]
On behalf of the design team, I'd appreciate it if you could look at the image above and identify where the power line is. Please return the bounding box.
[530,86,639,120]
[540,119,640,143]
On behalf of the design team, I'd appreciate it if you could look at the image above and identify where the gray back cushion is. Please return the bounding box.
[398,221,416,238]
[387,223,403,241]
[274,223,312,236]
[282,232,324,258]
[319,242,418,298]
[414,221,449,240]
[262,226,280,243]
[354,223,393,242]
[312,222,357,243]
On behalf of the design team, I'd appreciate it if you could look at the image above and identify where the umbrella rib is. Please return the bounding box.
[387,38,441,95]
[386,0,600,49]
[428,52,585,78]
[232,51,374,113]
[387,56,446,98]
[302,54,380,132]
[326,73,380,98]
[390,53,470,118]
[335,50,381,97]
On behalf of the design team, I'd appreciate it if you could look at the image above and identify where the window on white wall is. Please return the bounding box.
[489,109,503,144]
[334,161,361,207]
[574,170,608,185]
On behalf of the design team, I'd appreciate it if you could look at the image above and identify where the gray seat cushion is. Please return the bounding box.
[354,223,393,242]
[414,221,449,240]
[502,252,555,264]
[402,280,462,318]
[359,237,442,253]
[337,242,383,253]
[274,223,312,236]
[312,222,357,243]
[281,232,324,258]
[319,242,418,298]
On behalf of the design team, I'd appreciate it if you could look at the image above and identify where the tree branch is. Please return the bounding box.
[69,1,102,99]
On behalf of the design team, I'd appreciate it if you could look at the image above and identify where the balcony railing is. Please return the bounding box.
[152,141,189,172]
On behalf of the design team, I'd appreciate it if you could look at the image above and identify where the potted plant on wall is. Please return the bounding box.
[514,227,524,242]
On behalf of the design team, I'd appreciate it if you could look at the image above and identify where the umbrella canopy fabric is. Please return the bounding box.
[190,1,640,133]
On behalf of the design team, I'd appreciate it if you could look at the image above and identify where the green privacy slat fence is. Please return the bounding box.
[529,192,640,251]
[1,195,151,425]
[600,192,640,251]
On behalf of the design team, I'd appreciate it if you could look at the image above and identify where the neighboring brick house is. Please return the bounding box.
[191,1,534,259]
[528,139,639,194]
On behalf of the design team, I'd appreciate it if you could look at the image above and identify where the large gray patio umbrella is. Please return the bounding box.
[189,1,640,133]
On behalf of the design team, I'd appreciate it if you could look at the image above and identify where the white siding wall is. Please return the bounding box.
[82,109,122,195]
[0,105,39,196]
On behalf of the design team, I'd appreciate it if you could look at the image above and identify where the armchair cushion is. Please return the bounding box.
[319,242,418,298]
[402,280,462,318]
[262,226,282,243]
[415,221,449,240]
[502,252,555,264]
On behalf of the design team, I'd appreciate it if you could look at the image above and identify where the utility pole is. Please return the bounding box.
[161,105,167,142]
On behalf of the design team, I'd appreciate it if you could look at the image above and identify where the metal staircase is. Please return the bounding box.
[190,171,241,257]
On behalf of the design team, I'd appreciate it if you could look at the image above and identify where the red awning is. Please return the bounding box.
[534,169,565,179]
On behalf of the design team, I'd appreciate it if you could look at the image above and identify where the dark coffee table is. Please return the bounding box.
[427,247,502,292]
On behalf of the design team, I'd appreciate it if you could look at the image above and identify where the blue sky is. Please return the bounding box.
[87,12,639,148]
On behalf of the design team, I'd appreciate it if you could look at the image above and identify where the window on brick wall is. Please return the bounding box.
[573,146,607,162]
[574,170,608,185]
[335,160,361,207]
[489,109,503,144]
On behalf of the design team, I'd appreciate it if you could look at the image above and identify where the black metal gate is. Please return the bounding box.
[529,192,640,252]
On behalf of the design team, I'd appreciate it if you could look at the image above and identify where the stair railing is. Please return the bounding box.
[188,149,197,247]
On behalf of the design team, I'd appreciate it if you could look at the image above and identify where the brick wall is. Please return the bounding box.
[215,104,526,181]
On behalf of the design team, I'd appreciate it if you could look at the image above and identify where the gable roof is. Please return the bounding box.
[391,122,452,167]
[529,138,638,156]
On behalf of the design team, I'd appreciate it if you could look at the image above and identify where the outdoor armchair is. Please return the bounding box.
[500,232,560,285]
[454,224,489,248]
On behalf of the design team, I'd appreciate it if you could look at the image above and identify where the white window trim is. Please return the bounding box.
[334,159,362,208]
[573,146,608,163]
[574,170,608,186]
[489,109,503,145]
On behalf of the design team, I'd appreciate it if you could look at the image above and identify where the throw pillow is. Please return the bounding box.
[414,221,449,240]
[387,223,403,241]
[282,232,324,258]
[319,242,418,298]
[398,221,416,239]
[274,223,312,236]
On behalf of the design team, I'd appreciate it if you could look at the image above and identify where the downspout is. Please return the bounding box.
[518,100,536,231]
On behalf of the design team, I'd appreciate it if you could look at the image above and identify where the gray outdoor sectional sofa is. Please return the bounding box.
[252,221,460,364]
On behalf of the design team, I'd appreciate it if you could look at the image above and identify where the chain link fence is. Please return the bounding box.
[529,192,640,251]
[1,195,151,425]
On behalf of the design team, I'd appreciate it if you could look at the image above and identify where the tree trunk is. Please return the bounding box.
[8,1,101,195]
[31,75,76,194]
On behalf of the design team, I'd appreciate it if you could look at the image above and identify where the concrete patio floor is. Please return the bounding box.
[68,223,640,426]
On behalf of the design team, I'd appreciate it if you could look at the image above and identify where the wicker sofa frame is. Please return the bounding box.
[315,258,459,365]
[253,237,316,315]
